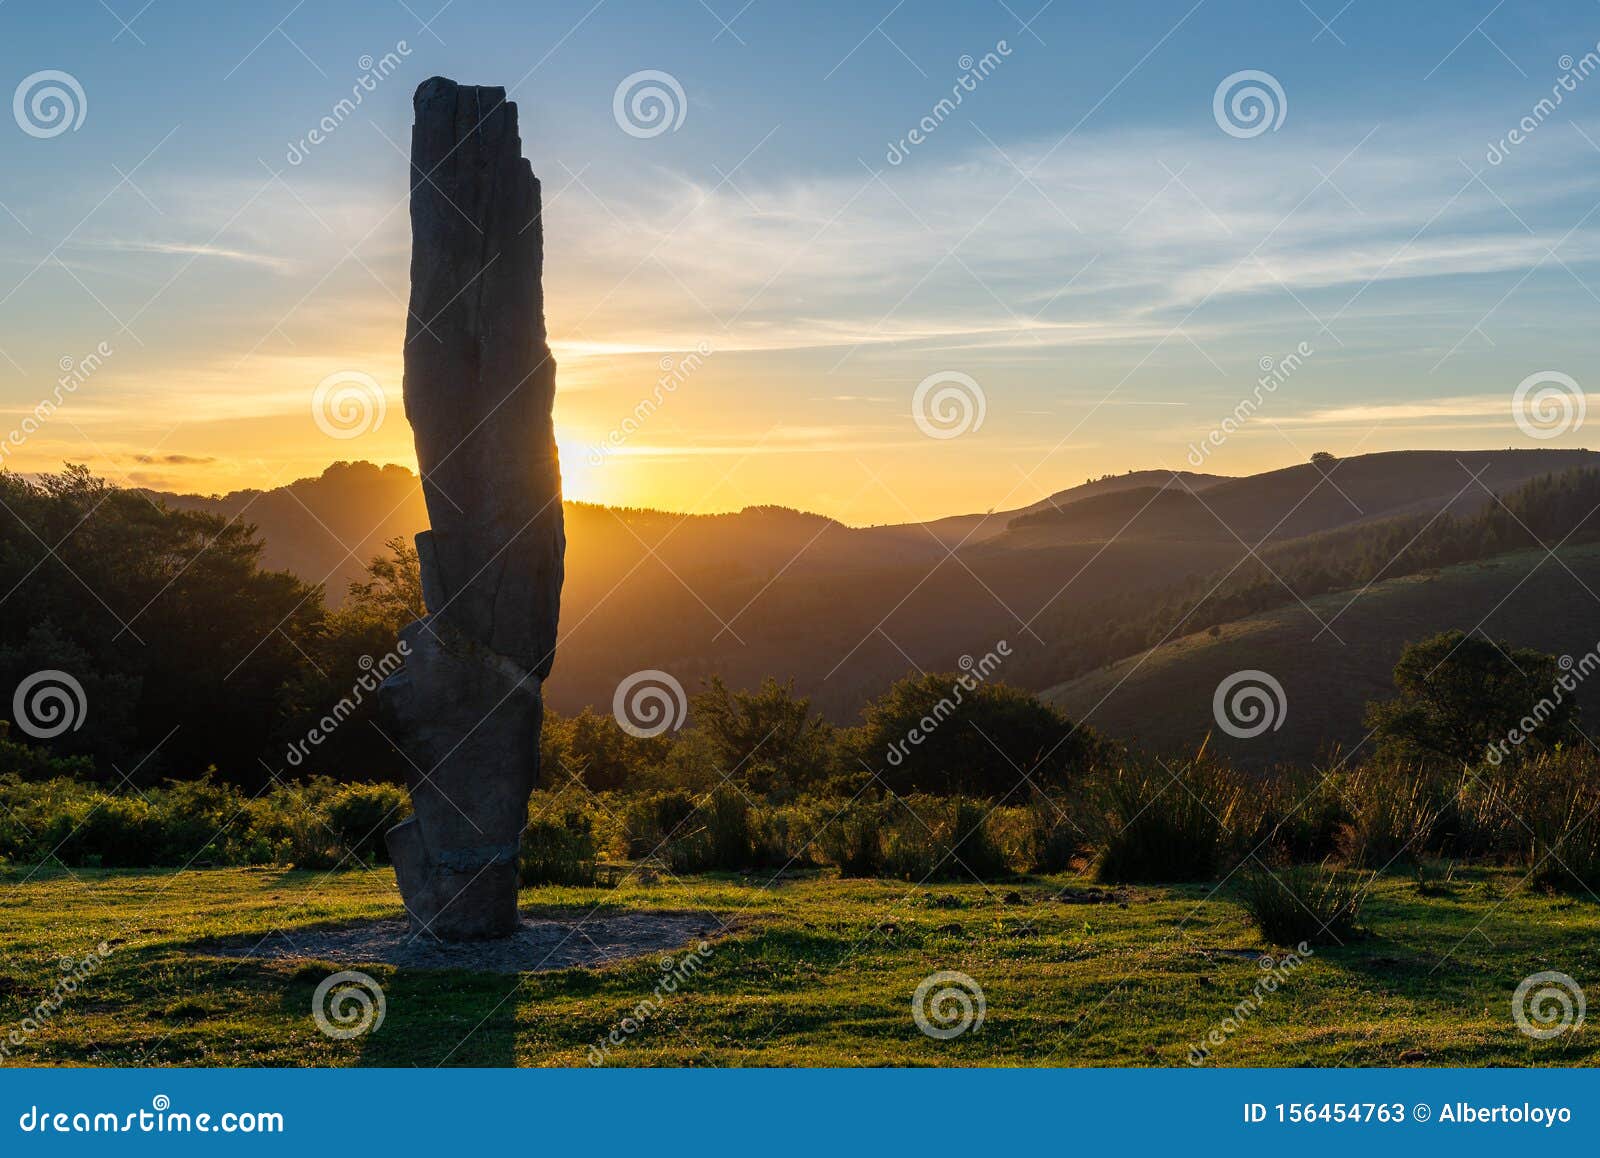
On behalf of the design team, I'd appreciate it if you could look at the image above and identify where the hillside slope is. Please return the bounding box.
[149,450,1600,725]
[913,470,1230,547]
[995,449,1600,550]
[1041,543,1600,767]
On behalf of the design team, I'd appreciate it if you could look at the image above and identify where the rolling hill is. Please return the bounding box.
[149,448,1600,731]
[990,449,1600,550]
[1042,543,1600,767]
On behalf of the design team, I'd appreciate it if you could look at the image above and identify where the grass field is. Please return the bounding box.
[1,862,1596,1067]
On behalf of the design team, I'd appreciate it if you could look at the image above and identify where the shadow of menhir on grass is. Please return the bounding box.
[198,907,730,1066]
[356,968,524,1067]
[188,908,724,972]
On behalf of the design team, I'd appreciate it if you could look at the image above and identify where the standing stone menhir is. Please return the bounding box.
[380,77,565,940]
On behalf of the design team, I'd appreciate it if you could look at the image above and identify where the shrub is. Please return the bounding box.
[881,797,1011,882]
[1519,761,1600,894]
[45,793,157,867]
[691,677,837,798]
[544,708,670,792]
[0,724,95,781]
[520,806,598,886]
[661,788,762,873]
[325,782,409,864]
[621,789,698,859]
[817,803,886,877]
[1235,861,1368,946]
[1022,795,1083,873]
[704,787,756,868]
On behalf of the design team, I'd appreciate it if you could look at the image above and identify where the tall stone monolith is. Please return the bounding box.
[380,77,565,940]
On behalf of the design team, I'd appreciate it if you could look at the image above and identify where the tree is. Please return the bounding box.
[1310,450,1337,467]
[279,538,428,783]
[0,466,323,784]
[542,707,670,792]
[341,535,425,631]
[1364,630,1575,767]
[846,672,1104,796]
[690,676,835,798]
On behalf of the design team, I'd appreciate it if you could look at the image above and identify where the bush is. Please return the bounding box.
[881,797,1011,882]
[1092,761,1242,883]
[1240,768,1345,864]
[0,773,410,869]
[520,805,598,886]
[543,708,670,792]
[0,723,95,781]
[692,677,837,798]
[1235,861,1368,946]
[660,788,757,873]
[325,782,409,864]
[704,787,756,868]
[1022,795,1083,873]
[817,803,887,877]
[621,789,698,859]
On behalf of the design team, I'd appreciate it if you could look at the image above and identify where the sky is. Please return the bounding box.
[2,0,1600,523]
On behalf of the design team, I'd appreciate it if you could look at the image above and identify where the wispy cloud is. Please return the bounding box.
[132,452,217,464]
[536,117,1600,357]
[70,238,296,272]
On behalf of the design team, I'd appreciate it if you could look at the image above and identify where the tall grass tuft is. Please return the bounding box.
[1336,764,1443,870]
[880,796,1012,881]
[1235,861,1368,946]
[1092,760,1242,883]
[816,803,886,877]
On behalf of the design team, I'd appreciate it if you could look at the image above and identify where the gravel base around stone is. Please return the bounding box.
[197,909,725,974]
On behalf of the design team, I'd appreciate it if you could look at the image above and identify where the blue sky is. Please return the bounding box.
[3,0,1600,520]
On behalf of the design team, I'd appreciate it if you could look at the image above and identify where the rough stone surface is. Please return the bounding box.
[380,77,565,941]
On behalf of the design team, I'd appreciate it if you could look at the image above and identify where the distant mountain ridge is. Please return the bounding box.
[148,449,1600,731]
